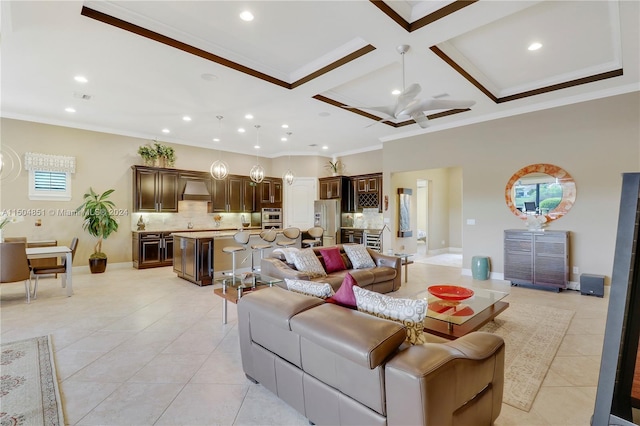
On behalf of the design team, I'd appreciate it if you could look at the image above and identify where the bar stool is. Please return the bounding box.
[277,227,301,248]
[222,230,251,279]
[302,226,324,248]
[250,228,277,272]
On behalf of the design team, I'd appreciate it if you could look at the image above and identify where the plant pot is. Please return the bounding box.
[89,257,107,274]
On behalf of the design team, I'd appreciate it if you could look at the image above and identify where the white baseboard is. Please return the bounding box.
[462,268,504,280]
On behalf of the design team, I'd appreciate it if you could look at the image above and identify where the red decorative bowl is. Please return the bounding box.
[428,285,474,301]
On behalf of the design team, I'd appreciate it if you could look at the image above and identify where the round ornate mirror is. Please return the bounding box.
[505,163,576,223]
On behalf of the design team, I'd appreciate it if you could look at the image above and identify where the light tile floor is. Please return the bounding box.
[0,262,608,425]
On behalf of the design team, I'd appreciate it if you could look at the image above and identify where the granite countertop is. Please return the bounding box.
[340,227,383,231]
[170,229,269,238]
[132,227,261,234]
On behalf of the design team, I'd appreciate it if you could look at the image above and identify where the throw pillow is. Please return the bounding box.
[290,248,327,278]
[330,272,359,308]
[352,286,427,345]
[280,247,299,264]
[285,278,333,299]
[343,244,375,269]
[319,246,346,273]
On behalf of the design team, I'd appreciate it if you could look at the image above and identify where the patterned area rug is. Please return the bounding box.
[1,335,65,425]
[480,303,575,412]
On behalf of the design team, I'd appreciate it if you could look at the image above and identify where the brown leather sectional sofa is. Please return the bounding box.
[238,286,505,425]
[260,244,402,293]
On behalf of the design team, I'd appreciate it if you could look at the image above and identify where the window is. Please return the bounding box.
[29,170,72,201]
[24,152,75,201]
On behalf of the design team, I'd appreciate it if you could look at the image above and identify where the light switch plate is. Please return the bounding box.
[467,219,476,225]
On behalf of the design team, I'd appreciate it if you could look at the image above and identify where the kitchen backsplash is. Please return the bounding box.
[342,209,383,229]
[131,201,260,231]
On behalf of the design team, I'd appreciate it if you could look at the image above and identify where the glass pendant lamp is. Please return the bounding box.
[282,132,295,185]
[210,116,229,180]
[250,125,265,183]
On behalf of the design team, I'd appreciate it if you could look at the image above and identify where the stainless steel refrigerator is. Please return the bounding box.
[313,199,340,246]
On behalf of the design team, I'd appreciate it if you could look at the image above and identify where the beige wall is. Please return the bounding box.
[337,150,383,176]
[384,92,640,282]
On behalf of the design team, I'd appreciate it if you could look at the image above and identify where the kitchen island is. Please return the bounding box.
[172,229,301,286]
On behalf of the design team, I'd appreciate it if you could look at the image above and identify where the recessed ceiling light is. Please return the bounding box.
[183,116,192,121]
[391,89,401,95]
[245,114,253,119]
[74,75,88,83]
[281,137,287,142]
[65,107,76,113]
[162,128,170,133]
[528,42,543,51]
[240,10,254,21]
[254,145,260,149]
[322,146,329,150]
[213,137,220,142]
[281,124,289,129]
[201,73,218,81]
[238,128,245,133]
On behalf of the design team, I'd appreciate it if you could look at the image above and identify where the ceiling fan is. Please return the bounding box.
[344,45,476,128]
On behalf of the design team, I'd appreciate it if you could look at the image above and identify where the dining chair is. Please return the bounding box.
[250,227,277,272]
[222,231,251,279]
[31,237,78,299]
[0,242,33,303]
[302,226,324,248]
[277,227,301,248]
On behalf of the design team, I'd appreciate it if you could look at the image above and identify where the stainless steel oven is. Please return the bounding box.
[261,208,282,229]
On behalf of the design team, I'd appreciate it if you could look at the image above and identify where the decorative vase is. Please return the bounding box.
[89,258,107,273]
[471,256,490,280]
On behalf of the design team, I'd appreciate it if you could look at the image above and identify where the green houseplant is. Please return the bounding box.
[137,141,176,167]
[137,144,159,166]
[76,187,119,273]
[326,160,342,176]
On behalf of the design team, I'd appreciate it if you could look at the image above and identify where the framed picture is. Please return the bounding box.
[397,188,412,238]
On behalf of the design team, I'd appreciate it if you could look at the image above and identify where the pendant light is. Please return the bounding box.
[282,131,295,185]
[250,125,265,183]
[210,115,229,180]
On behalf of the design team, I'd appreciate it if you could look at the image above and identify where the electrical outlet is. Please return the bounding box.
[573,266,579,275]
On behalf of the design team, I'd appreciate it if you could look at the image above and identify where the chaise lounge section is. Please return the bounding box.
[238,286,505,425]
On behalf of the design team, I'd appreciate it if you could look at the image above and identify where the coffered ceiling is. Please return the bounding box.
[1,1,638,158]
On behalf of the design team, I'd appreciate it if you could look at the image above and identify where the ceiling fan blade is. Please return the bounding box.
[394,83,422,116]
[411,112,430,128]
[398,98,476,116]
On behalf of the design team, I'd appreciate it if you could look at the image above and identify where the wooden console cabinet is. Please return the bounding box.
[504,229,569,291]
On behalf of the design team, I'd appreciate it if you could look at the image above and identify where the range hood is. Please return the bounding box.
[181,180,210,201]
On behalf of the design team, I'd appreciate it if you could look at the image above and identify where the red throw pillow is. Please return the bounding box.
[319,247,346,273]
[331,272,359,309]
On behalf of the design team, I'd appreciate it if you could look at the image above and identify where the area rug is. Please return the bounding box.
[479,303,574,412]
[1,335,65,426]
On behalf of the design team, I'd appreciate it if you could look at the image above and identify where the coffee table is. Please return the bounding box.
[213,273,283,324]
[416,286,509,340]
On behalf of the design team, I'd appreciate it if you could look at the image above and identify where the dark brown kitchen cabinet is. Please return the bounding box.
[173,236,213,286]
[319,176,349,200]
[212,175,257,212]
[259,178,282,208]
[133,166,179,212]
[228,175,243,212]
[132,231,174,269]
[211,178,228,212]
[354,173,382,212]
[504,229,569,291]
[242,178,257,212]
[341,228,363,244]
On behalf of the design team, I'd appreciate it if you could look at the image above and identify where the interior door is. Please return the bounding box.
[284,177,316,229]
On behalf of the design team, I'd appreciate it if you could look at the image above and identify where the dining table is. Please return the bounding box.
[25,246,73,296]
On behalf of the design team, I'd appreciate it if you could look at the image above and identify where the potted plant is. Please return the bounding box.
[153,141,176,167]
[137,144,159,166]
[326,160,342,176]
[76,187,119,273]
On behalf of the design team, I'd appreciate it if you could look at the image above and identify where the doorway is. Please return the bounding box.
[416,179,428,258]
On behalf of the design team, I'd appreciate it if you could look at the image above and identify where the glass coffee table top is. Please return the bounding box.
[215,273,283,298]
[416,285,509,326]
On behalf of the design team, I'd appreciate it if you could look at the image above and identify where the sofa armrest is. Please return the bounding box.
[260,257,312,282]
[385,332,504,425]
[368,249,402,291]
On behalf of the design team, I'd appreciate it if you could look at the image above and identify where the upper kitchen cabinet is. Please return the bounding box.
[319,176,350,200]
[354,173,382,212]
[259,178,282,208]
[212,175,258,212]
[133,166,179,212]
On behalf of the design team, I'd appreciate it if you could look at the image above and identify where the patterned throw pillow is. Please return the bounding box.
[343,244,375,269]
[319,246,346,273]
[290,248,327,278]
[285,278,333,299]
[352,286,427,345]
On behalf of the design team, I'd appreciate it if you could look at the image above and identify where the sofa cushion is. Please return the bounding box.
[319,246,346,273]
[343,244,375,269]
[291,248,327,278]
[353,286,428,345]
[286,278,333,299]
[326,272,358,308]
